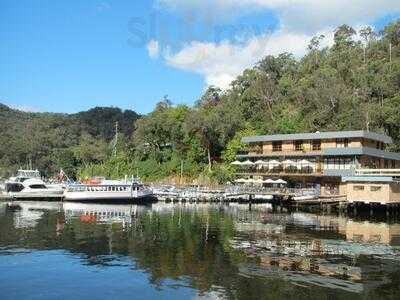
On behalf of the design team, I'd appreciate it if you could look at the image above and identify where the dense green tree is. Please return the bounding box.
[2,20,400,183]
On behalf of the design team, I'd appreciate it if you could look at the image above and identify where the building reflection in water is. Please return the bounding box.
[2,201,400,297]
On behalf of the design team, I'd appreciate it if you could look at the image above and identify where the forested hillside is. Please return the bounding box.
[2,21,400,183]
[0,105,140,178]
[121,21,400,183]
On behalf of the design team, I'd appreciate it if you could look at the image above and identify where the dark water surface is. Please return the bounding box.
[1,201,400,300]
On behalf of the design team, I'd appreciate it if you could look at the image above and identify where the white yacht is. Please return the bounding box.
[5,178,64,199]
[63,178,154,202]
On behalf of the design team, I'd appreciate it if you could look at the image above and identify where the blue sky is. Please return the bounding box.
[1,1,399,114]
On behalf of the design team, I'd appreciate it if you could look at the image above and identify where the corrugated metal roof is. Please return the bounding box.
[242,130,392,144]
[342,176,394,183]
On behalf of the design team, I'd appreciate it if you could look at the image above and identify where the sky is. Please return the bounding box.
[1,1,399,114]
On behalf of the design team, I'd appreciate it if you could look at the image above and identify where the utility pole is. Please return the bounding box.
[363,45,366,64]
[389,42,393,73]
[113,121,118,157]
[180,160,183,185]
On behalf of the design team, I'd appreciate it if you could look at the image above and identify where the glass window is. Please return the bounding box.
[353,185,365,191]
[337,138,349,148]
[345,158,352,170]
[312,140,321,151]
[334,158,340,170]
[272,141,282,152]
[294,140,303,151]
[370,186,382,192]
[29,184,47,189]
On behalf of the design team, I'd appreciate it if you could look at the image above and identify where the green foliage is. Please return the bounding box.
[222,125,259,163]
[2,20,400,183]
[0,105,139,178]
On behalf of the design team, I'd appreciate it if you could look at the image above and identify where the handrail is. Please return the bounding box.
[355,169,400,176]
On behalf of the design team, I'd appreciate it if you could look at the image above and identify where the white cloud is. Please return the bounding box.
[147,40,160,59]
[158,1,400,33]
[154,1,400,89]
[164,29,333,89]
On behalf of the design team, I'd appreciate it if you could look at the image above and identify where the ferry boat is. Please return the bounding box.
[4,170,64,199]
[63,178,154,202]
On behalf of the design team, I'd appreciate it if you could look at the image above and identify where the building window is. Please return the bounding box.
[376,141,385,150]
[384,160,389,169]
[294,140,303,151]
[337,138,349,148]
[272,141,282,152]
[353,185,365,191]
[370,186,382,192]
[324,157,353,170]
[312,140,321,151]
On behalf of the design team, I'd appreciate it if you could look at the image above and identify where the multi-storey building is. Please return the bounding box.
[234,130,400,198]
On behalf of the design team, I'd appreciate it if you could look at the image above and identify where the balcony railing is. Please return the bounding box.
[236,150,322,157]
[355,169,400,177]
[236,167,322,176]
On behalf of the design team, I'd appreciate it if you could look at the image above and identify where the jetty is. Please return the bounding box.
[151,185,341,205]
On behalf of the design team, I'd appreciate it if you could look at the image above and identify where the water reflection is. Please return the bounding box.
[0,201,400,299]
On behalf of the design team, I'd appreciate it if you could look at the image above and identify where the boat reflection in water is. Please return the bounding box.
[1,201,400,299]
[63,202,151,227]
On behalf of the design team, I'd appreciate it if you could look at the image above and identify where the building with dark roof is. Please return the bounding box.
[233,130,400,198]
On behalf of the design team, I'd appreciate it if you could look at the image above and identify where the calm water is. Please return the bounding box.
[0,201,400,300]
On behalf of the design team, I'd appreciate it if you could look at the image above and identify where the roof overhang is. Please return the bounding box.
[242,131,392,144]
[323,147,400,161]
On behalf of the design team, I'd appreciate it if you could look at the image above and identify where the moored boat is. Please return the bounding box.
[292,194,318,201]
[63,178,154,202]
[5,178,64,199]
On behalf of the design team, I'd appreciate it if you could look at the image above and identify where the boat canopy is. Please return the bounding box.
[17,169,41,179]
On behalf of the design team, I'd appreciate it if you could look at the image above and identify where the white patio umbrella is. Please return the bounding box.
[297,159,308,169]
[254,160,265,165]
[274,179,287,184]
[251,178,264,184]
[230,160,242,166]
[235,178,247,183]
[282,159,295,166]
[264,179,275,184]
[268,160,281,170]
[244,178,255,183]
[241,160,255,166]
[282,159,295,165]
[298,159,310,165]
[269,159,281,166]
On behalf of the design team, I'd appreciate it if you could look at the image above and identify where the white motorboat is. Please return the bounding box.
[254,194,274,200]
[5,178,64,199]
[63,179,154,202]
[292,194,318,201]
